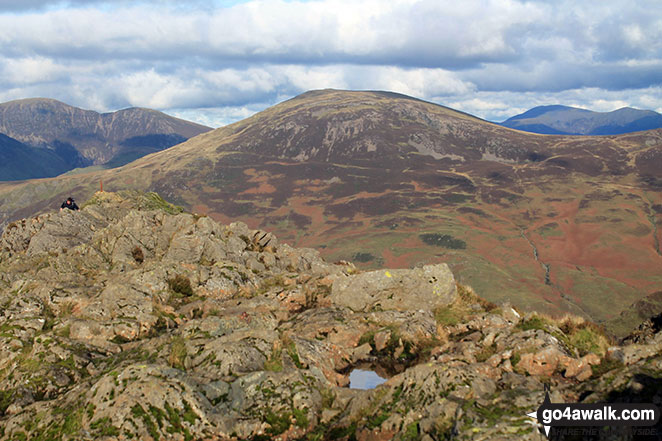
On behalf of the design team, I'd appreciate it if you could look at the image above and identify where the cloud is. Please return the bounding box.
[0,0,542,67]
[0,0,660,127]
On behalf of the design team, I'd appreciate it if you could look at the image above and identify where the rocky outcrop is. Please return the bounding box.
[0,191,660,440]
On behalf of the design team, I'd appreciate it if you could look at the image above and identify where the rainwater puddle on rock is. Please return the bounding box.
[348,368,387,390]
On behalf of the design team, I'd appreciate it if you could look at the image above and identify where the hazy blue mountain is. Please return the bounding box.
[500,105,662,135]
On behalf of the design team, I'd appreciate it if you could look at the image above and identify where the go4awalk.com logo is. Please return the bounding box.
[527,387,660,438]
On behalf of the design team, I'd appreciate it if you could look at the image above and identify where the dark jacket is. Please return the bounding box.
[61,200,79,211]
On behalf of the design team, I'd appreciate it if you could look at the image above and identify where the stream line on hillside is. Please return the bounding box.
[519,229,592,319]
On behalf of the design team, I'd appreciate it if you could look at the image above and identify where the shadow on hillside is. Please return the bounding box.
[546,373,662,441]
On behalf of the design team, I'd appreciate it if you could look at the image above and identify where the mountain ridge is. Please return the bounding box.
[0,97,212,181]
[500,104,662,135]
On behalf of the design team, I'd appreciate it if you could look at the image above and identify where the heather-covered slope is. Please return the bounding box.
[0,90,660,336]
[0,191,660,440]
[0,98,211,180]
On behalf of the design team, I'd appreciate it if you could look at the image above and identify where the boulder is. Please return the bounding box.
[351,342,373,363]
[606,344,661,366]
[561,353,600,381]
[373,330,391,352]
[518,346,567,377]
[26,210,99,256]
[328,264,457,312]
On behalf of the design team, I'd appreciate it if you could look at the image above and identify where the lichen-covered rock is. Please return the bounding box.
[328,264,457,312]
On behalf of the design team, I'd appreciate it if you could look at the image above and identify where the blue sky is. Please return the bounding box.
[0,0,660,127]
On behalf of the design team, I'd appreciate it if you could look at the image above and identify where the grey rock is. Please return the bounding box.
[351,343,373,363]
[329,264,457,312]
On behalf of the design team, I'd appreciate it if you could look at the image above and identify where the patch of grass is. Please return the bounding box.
[0,322,18,338]
[557,316,610,356]
[139,192,184,215]
[434,283,494,329]
[434,306,461,326]
[516,314,549,332]
[86,403,96,420]
[365,384,404,430]
[42,304,58,331]
[265,411,292,436]
[292,408,308,429]
[444,193,473,204]
[57,301,76,318]
[10,431,27,441]
[168,336,187,370]
[55,324,71,338]
[0,389,15,415]
[254,274,288,296]
[181,400,198,425]
[468,399,515,425]
[149,405,166,428]
[55,354,76,371]
[358,329,376,348]
[516,312,610,356]
[591,358,624,378]
[131,404,159,441]
[264,345,283,372]
[90,417,120,437]
[320,388,335,409]
[402,422,419,440]
[111,335,132,344]
[569,328,607,356]
[284,338,303,369]
[457,283,496,310]
[327,422,358,440]
[164,402,194,441]
[367,411,390,429]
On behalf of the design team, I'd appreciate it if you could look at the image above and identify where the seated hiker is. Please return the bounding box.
[60,197,80,211]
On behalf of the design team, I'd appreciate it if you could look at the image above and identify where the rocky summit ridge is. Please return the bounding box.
[0,191,660,440]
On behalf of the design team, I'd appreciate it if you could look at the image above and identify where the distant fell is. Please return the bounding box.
[0,98,212,181]
[501,104,662,135]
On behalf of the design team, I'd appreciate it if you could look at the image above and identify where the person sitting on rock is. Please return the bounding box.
[60,197,80,211]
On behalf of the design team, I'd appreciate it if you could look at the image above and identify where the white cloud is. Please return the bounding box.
[168,105,263,128]
[1,56,66,84]
[0,0,660,124]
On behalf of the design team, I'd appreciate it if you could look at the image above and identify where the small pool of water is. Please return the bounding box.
[348,369,387,390]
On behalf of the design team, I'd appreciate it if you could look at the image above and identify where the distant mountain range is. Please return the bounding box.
[0,98,212,181]
[0,89,660,337]
[500,105,662,135]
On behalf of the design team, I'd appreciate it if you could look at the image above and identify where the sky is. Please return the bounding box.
[0,0,661,127]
